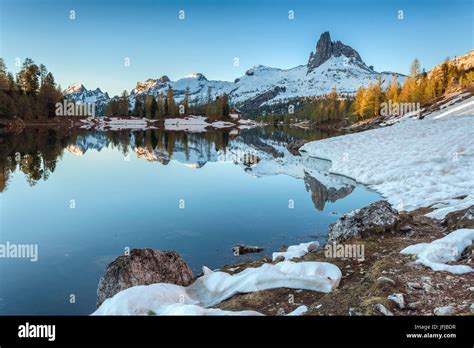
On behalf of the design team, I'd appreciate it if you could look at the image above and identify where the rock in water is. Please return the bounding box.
[232,244,264,255]
[327,201,400,242]
[96,249,194,307]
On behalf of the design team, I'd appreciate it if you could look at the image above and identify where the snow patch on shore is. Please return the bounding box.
[300,96,474,219]
[287,305,308,316]
[93,260,341,315]
[164,116,210,132]
[164,116,239,132]
[400,228,474,274]
[80,117,156,130]
[272,241,319,261]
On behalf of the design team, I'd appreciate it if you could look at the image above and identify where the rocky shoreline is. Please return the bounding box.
[95,201,474,316]
[216,204,473,316]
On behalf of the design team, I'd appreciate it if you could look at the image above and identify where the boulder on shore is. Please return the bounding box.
[327,200,400,242]
[96,248,194,307]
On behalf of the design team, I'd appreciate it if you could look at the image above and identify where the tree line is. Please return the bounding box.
[105,86,231,121]
[263,56,473,125]
[0,58,64,120]
[352,57,473,120]
[260,88,353,126]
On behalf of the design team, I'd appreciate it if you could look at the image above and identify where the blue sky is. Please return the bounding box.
[1,0,472,96]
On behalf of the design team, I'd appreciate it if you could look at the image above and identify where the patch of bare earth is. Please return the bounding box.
[215,207,473,316]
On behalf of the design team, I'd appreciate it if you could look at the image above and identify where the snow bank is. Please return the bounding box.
[164,116,210,132]
[80,117,155,130]
[164,116,238,132]
[300,96,474,219]
[93,260,341,315]
[211,121,235,128]
[287,305,308,316]
[400,228,474,274]
[431,98,474,119]
[272,241,319,261]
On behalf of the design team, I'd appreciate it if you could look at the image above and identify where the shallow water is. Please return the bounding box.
[0,126,381,314]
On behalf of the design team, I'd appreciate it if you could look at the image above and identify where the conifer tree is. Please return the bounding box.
[221,94,230,118]
[163,96,169,116]
[150,96,158,119]
[134,97,143,117]
[205,86,213,118]
[410,58,421,78]
[385,75,399,103]
[182,87,190,117]
[145,95,153,118]
[166,86,176,116]
[17,58,40,96]
[121,90,129,116]
[157,92,164,118]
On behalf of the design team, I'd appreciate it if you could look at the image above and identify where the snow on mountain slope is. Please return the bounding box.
[64,31,406,113]
[128,73,233,110]
[63,83,110,114]
[128,54,402,109]
[229,56,400,106]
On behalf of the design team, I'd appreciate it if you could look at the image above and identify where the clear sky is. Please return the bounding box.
[0,0,472,96]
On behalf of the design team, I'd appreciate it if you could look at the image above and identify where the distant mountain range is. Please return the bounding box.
[64,31,406,115]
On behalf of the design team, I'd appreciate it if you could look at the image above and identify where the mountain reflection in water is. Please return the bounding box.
[0,126,356,211]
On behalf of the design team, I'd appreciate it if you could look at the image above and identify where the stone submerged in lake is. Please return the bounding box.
[327,200,400,243]
[96,248,194,307]
[232,244,264,255]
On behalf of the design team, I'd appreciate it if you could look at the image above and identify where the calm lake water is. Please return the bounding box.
[0,126,381,315]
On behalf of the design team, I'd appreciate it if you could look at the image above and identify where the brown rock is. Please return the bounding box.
[442,205,474,231]
[96,248,194,307]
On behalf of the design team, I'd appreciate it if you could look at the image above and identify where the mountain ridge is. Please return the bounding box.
[64,31,407,114]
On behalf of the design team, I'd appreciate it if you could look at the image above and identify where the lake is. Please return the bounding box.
[0,126,381,314]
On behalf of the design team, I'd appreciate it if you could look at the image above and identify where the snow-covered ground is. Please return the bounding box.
[400,228,474,274]
[211,120,235,129]
[272,241,319,261]
[301,96,474,219]
[92,256,341,315]
[164,116,211,132]
[80,117,157,131]
[164,116,238,132]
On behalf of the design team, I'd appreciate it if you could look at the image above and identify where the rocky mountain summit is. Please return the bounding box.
[307,31,363,73]
[63,83,110,114]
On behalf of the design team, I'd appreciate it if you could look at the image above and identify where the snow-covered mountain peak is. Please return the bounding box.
[307,31,363,74]
[63,83,111,114]
[65,31,407,115]
[185,73,207,80]
[64,83,86,94]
